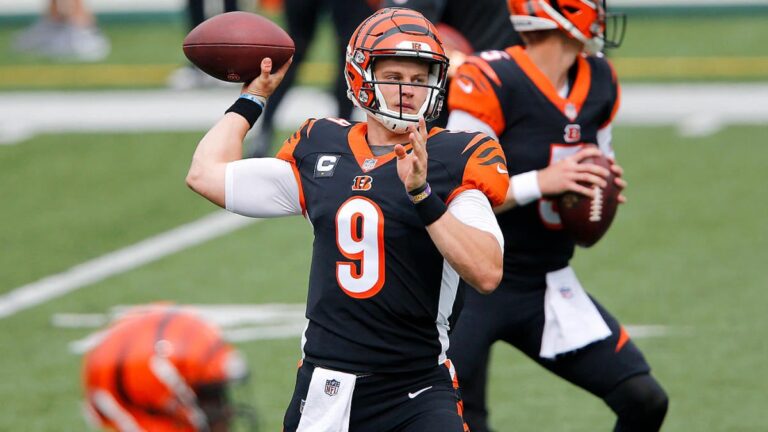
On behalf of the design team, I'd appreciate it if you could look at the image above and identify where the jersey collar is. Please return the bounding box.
[347,123,441,173]
[506,46,592,121]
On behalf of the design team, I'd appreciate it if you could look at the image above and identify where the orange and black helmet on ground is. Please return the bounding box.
[507,0,625,54]
[345,7,449,133]
[82,306,250,431]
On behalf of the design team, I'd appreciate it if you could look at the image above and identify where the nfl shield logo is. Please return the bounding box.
[325,379,340,396]
[564,102,577,121]
[362,158,377,172]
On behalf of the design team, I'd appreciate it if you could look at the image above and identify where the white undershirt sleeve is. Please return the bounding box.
[225,158,303,217]
[597,124,615,159]
[446,110,499,140]
[448,189,504,250]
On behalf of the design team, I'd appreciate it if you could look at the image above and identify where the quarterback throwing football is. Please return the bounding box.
[187,8,509,432]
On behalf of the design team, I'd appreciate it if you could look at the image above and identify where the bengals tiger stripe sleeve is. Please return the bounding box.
[446,133,509,207]
[448,57,506,137]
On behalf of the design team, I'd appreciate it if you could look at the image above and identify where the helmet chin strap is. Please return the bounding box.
[369,110,416,134]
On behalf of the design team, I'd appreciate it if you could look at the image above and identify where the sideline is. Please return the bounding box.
[3,84,767,145]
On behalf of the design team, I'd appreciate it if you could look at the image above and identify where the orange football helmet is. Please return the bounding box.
[507,0,625,54]
[82,306,252,432]
[345,7,449,133]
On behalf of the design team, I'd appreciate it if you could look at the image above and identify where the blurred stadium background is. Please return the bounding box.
[1,0,767,430]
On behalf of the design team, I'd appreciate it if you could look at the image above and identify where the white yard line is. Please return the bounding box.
[0,211,258,319]
[53,304,678,354]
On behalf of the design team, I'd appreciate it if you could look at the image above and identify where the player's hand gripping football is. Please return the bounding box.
[395,118,429,192]
[538,146,627,203]
[242,56,293,100]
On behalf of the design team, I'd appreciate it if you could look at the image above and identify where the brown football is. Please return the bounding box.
[183,11,294,83]
[558,153,620,248]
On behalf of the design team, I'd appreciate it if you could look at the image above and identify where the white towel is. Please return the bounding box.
[539,266,612,359]
[296,366,357,432]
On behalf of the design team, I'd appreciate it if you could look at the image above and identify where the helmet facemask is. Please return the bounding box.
[345,8,449,133]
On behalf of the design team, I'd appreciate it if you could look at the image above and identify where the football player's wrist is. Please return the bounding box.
[409,183,447,226]
[407,182,429,202]
[511,170,542,205]
[242,92,267,107]
[225,95,264,129]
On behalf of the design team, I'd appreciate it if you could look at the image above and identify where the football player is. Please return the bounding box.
[380,0,522,128]
[444,1,668,431]
[186,7,509,431]
[82,306,255,431]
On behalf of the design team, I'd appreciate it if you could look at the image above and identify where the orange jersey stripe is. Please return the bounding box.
[275,119,314,214]
[507,46,592,119]
[601,59,622,128]
[615,325,630,353]
[455,138,509,207]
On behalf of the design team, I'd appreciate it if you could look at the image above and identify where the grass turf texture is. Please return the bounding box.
[1,125,767,430]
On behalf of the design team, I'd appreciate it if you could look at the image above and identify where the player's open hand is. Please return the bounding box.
[242,56,293,100]
[538,146,610,199]
[395,118,429,192]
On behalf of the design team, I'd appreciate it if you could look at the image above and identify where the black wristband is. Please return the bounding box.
[414,189,447,226]
[408,183,429,200]
[225,97,263,129]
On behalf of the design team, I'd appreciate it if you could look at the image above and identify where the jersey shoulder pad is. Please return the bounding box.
[275,118,318,163]
[448,54,507,136]
[585,55,621,127]
[445,131,509,207]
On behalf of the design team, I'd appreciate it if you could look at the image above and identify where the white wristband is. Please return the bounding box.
[511,170,542,206]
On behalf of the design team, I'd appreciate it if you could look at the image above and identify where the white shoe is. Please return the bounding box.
[43,24,110,62]
[11,19,64,53]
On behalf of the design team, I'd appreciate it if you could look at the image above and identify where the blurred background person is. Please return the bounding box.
[444,1,667,431]
[379,0,521,127]
[168,0,241,90]
[11,0,110,62]
[244,0,378,157]
[82,305,257,431]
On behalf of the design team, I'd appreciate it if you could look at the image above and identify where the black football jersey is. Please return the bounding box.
[448,46,620,278]
[275,118,508,373]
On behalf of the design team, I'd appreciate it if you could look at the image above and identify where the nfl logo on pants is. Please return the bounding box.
[325,379,340,396]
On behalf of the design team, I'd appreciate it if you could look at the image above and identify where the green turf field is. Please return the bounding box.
[1,13,767,89]
[1,124,766,431]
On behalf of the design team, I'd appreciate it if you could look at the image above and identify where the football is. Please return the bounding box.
[182,11,294,83]
[557,153,620,248]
